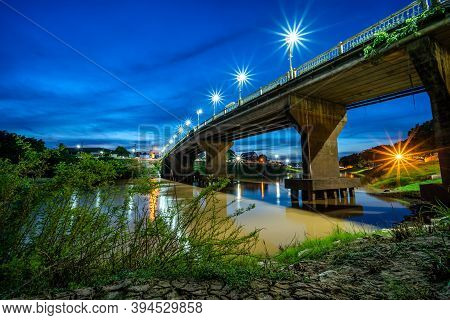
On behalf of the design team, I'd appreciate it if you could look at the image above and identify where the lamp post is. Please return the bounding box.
[234,68,250,101]
[209,90,223,117]
[283,26,302,78]
[196,109,203,128]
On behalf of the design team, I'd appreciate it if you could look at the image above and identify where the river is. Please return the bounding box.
[143,178,412,253]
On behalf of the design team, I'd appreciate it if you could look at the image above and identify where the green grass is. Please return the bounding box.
[275,228,367,265]
[369,161,441,192]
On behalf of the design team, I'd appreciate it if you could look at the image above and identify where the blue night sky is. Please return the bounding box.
[0,0,433,160]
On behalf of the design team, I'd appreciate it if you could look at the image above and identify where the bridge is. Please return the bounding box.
[161,0,450,204]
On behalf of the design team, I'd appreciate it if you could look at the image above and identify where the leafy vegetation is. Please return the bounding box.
[364,5,446,60]
[0,139,267,297]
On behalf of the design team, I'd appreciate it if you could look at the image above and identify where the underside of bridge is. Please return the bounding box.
[162,15,450,205]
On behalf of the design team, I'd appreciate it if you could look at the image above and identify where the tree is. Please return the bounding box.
[114,146,130,157]
[0,131,45,163]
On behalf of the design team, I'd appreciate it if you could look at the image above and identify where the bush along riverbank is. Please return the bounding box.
[1,144,448,300]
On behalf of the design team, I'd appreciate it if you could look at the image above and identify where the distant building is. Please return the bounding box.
[241,152,258,162]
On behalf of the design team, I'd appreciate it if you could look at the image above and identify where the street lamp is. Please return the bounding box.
[185,119,192,127]
[196,109,203,127]
[209,90,223,117]
[283,23,302,77]
[234,67,251,101]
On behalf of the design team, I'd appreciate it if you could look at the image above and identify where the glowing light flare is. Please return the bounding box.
[234,67,251,86]
[372,132,428,186]
[285,30,302,48]
[185,119,192,127]
[209,90,223,106]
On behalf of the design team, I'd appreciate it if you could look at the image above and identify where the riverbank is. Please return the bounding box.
[28,225,449,300]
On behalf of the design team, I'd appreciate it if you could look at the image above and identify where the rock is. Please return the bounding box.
[182,283,203,292]
[250,280,269,291]
[74,288,93,299]
[102,279,132,292]
[297,249,312,258]
[54,292,73,300]
[209,281,223,291]
[227,291,239,299]
[105,291,122,300]
[209,290,226,297]
[319,270,338,280]
[274,282,290,290]
[128,284,150,293]
[170,279,187,289]
[165,290,181,300]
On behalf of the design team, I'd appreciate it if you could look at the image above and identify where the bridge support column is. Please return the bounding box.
[161,152,195,183]
[408,37,450,204]
[285,96,360,202]
[199,141,233,177]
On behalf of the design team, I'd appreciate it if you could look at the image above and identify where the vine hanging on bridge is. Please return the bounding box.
[363,5,446,61]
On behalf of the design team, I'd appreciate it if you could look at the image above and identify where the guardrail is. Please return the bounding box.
[163,0,446,157]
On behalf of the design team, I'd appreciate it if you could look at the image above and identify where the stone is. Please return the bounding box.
[165,290,181,300]
[319,270,338,280]
[74,288,93,299]
[182,283,203,292]
[128,284,150,293]
[105,291,122,300]
[250,280,269,291]
[274,282,291,290]
[209,281,224,291]
[170,279,187,289]
[102,279,132,292]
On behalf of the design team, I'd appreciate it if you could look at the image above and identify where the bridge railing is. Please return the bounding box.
[163,0,446,157]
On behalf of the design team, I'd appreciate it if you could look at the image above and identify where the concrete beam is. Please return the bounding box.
[199,141,233,176]
[407,37,450,190]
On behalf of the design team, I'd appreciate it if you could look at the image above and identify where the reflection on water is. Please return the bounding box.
[70,178,412,254]
[150,178,411,253]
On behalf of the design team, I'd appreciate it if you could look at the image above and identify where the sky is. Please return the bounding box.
[0,0,433,160]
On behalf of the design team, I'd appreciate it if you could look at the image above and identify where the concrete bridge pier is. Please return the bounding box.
[285,96,360,202]
[199,141,233,177]
[407,37,450,205]
[161,152,196,183]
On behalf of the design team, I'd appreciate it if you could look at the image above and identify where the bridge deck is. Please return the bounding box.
[166,5,450,157]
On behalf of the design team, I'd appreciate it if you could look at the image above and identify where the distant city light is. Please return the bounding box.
[132,148,136,153]
[76,144,81,149]
[285,159,290,164]
[235,155,242,162]
[275,154,279,159]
